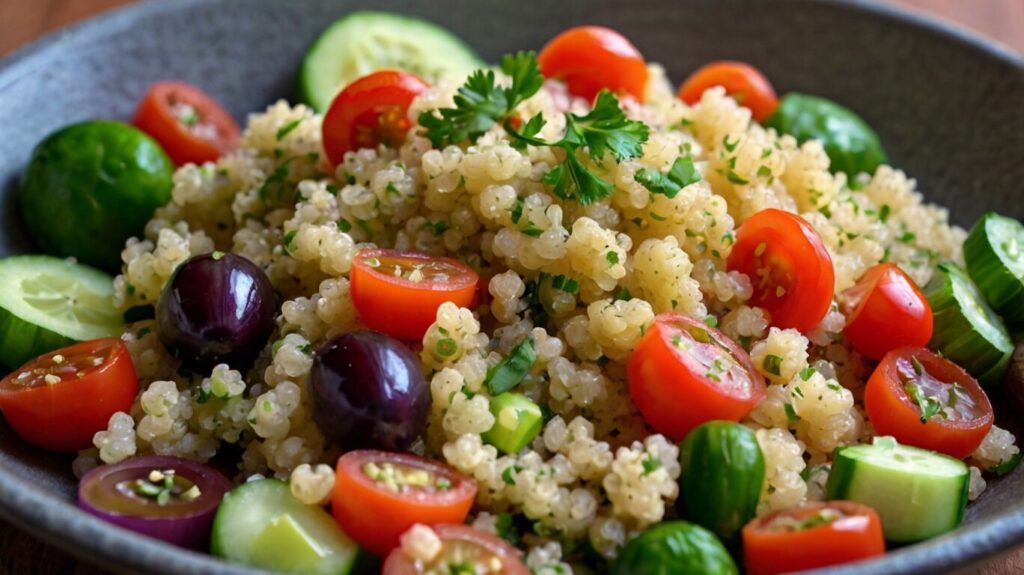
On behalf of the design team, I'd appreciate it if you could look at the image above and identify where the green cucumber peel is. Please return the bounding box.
[965,213,1024,324]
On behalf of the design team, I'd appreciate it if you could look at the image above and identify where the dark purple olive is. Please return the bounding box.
[156,252,275,371]
[310,330,430,452]
[78,455,232,549]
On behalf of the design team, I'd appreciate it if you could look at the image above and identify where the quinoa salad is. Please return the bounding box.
[2,10,1023,575]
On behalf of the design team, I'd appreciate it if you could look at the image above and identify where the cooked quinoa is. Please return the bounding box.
[76,64,1018,565]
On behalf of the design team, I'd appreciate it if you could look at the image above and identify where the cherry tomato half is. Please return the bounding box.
[383,524,529,575]
[350,249,479,341]
[538,26,648,102]
[677,61,779,122]
[332,450,477,556]
[742,501,885,575]
[0,338,138,451]
[133,81,241,166]
[627,313,766,440]
[322,70,428,167]
[840,263,932,360]
[727,209,835,333]
[865,347,993,459]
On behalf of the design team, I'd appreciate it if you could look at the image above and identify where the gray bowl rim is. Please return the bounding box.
[0,0,1022,574]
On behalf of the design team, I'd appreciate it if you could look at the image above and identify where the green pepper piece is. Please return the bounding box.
[482,393,543,454]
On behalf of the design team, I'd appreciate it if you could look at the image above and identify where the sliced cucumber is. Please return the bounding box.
[923,262,1013,386]
[298,11,484,112]
[211,479,358,574]
[825,436,968,543]
[965,213,1024,324]
[0,256,122,370]
[483,393,543,454]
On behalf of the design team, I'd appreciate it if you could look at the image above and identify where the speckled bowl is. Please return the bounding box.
[1,0,1022,573]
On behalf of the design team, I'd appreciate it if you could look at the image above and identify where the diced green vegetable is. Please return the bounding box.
[825,436,969,543]
[0,256,122,369]
[482,393,543,454]
[765,93,887,177]
[610,521,738,575]
[211,479,359,574]
[485,338,536,395]
[298,11,483,112]
[677,421,764,544]
[964,213,1024,324]
[924,262,1013,387]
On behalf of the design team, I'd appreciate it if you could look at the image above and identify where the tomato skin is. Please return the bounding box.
[865,347,993,459]
[538,26,648,102]
[349,249,478,341]
[726,209,835,333]
[677,61,779,122]
[382,524,529,575]
[840,263,932,360]
[627,313,765,440]
[332,450,477,556]
[322,70,428,167]
[0,338,138,452]
[742,501,885,575]
[133,81,240,166]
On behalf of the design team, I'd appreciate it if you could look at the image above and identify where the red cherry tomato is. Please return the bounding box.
[538,26,648,102]
[322,70,428,167]
[727,209,835,333]
[383,524,529,575]
[627,313,766,440]
[133,81,240,166]
[865,347,993,459]
[0,338,138,451]
[332,450,477,556]
[350,249,478,341]
[677,61,779,122]
[742,501,885,575]
[840,263,933,360]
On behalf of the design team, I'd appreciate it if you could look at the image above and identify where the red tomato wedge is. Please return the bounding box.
[322,70,428,167]
[627,313,765,440]
[538,26,648,102]
[133,81,240,166]
[840,263,932,360]
[742,501,885,575]
[332,450,477,556]
[350,249,478,341]
[0,338,138,451]
[677,61,779,122]
[383,524,529,575]
[727,209,835,333]
[864,347,993,459]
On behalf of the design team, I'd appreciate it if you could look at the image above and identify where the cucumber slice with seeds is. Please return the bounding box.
[298,11,484,112]
[923,262,1013,386]
[965,213,1024,324]
[0,256,122,369]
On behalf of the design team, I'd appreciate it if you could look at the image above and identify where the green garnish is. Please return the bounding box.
[605,251,620,266]
[634,156,701,199]
[436,337,458,357]
[994,452,1023,476]
[904,381,942,423]
[211,251,225,261]
[275,119,303,141]
[494,513,520,545]
[763,354,783,376]
[784,403,800,423]
[799,367,816,381]
[641,456,662,476]
[551,274,579,294]
[282,230,298,254]
[485,338,536,395]
[879,204,891,222]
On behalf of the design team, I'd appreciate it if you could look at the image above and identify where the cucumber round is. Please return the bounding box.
[298,11,484,112]
[923,262,1013,386]
[211,479,358,574]
[825,436,968,543]
[610,521,737,575]
[677,421,764,544]
[964,213,1024,324]
[0,255,122,370]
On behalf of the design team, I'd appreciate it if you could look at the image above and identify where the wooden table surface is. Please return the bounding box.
[1,1,1023,574]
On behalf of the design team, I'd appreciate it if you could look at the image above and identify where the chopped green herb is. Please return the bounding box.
[510,199,525,224]
[904,381,941,423]
[551,274,579,294]
[995,452,1023,476]
[723,136,739,152]
[430,220,450,235]
[297,344,313,355]
[436,338,459,357]
[211,250,225,261]
[756,165,773,178]
[485,338,537,395]
[275,118,303,141]
[613,287,632,301]
[501,466,519,486]
[703,315,718,328]
[634,156,701,199]
[899,231,917,243]
[878,204,891,222]
[793,386,805,399]
[784,402,800,423]
[337,219,352,233]
[521,224,543,237]
[911,356,925,376]
[605,251,620,266]
[494,512,520,545]
[727,171,749,185]
[763,354,783,376]
[641,456,662,476]
[799,367,816,381]
[282,230,298,254]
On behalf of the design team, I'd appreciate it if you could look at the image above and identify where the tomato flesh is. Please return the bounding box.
[727,209,835,333]
[383,524,529,575]
[840,263,932,360]
[743,501,885,575]
[350,249,478,341]
[323,70,428,167]
[0,338,138,451]
[538,26,648,102]
[332,450,477,556]
[677,61,779,122]
[627,313,765,440]
[865,347,993,459]
[133,81,240,166]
